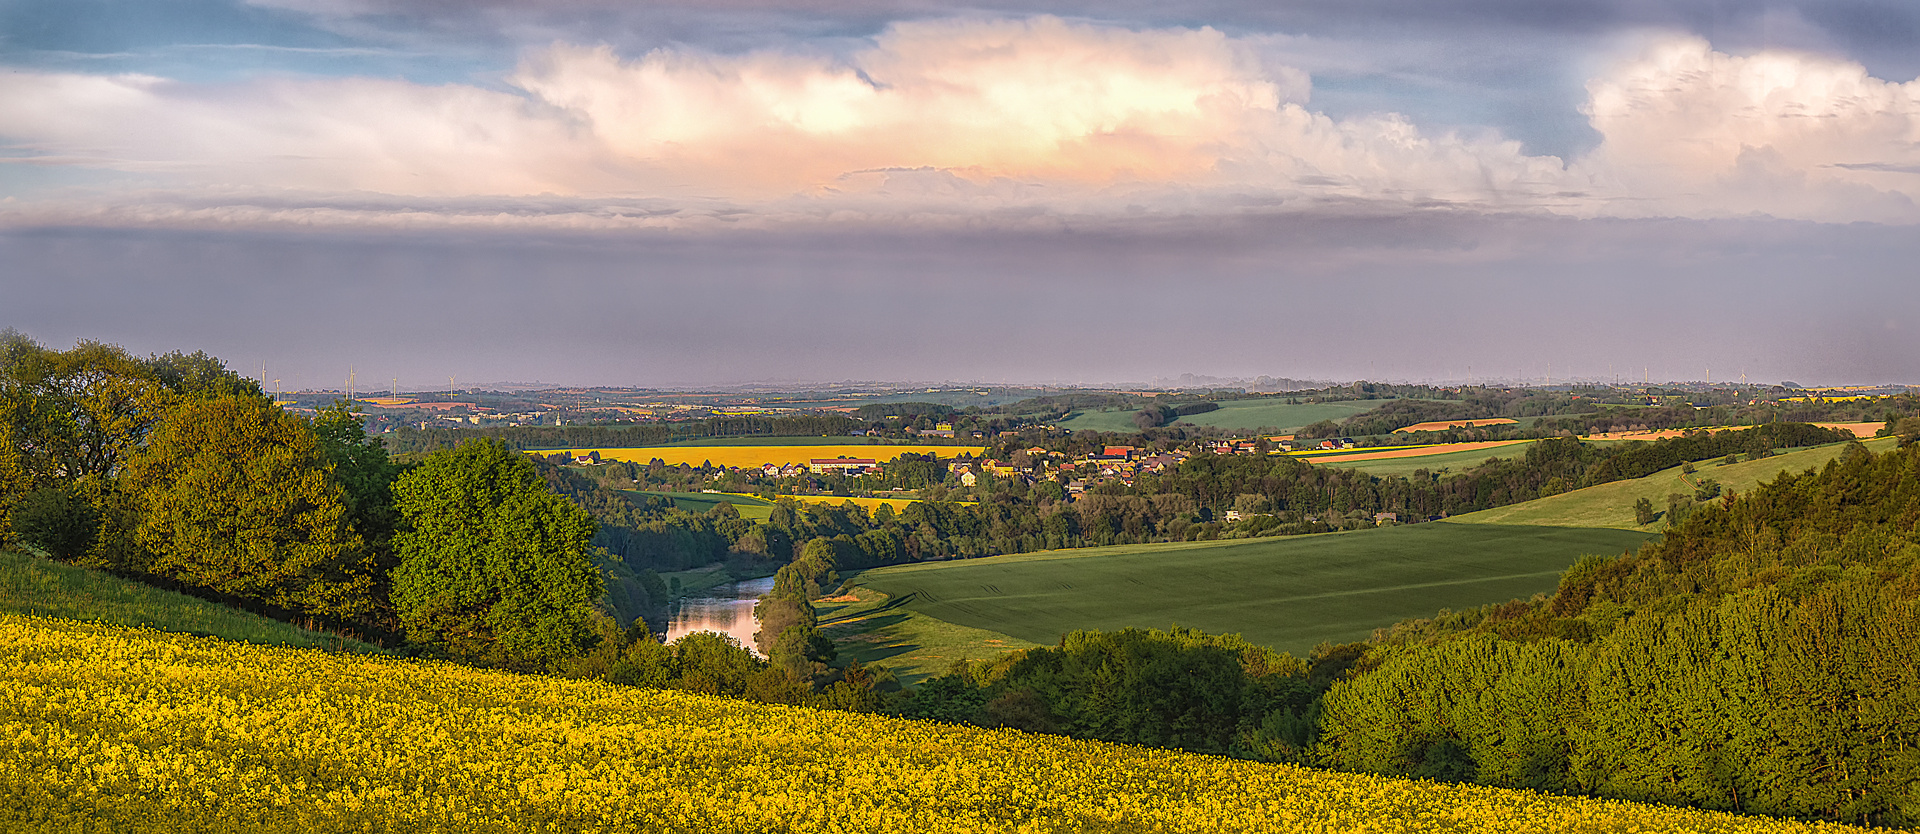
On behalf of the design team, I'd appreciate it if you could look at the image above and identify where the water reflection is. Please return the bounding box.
[663,576,777,656]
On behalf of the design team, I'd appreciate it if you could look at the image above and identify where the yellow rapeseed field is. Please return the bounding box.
[549,445,985,468]
[0,615,1883,833]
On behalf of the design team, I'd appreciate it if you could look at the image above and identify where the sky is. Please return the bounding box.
[2,0,1917,390]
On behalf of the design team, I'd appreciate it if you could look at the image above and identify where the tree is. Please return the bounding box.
[1633,496,1656,526]
[7,485,100,560]
[1894,416,1920,448]
[390,439,601,671]
[1693,478,1722,502]
[122,394,375,620]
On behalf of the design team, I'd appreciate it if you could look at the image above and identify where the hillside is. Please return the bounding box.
[1448,436,1898,529]
[846,523,1653,660]
[0,614,1870,834]
[0,549,374,653]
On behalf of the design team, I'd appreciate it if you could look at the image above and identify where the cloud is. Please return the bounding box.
[1,19,1918,226]
[1575,36,1920,221]
[0,69,611,195]
[0,17,1571,218]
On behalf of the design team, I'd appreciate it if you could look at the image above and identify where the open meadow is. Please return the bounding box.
[634,490,777,521]
[0,614,1872,834]
[553,444,984,468]
[1449,436,1900,529]
[847,523,1653,658]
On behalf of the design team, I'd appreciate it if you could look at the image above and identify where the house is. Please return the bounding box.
[809,457,879,475]
[1103,445,1136,459]
[959,471,978,487]
[1373,512,1398,525]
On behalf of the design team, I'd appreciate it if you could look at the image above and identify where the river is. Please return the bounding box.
[662,575,777,655]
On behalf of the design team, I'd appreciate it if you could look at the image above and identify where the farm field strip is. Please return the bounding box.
[851,523,1654,657]
[547,444,984,468]
[1581,422,1882,442]
[637,490,971,514]
[1395,418,1519,433]
[1290,439,1533,464]
[0,615,1867,834]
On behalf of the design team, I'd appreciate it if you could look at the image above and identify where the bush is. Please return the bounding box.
[7,487,99,561]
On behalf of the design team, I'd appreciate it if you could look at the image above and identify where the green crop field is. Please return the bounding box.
[1449,436,1899,529]
[0,549,374,652]
[1054,398,1395,433]
[818,586,1043,685]
[847,523,1652,658]
[631,490,776,521]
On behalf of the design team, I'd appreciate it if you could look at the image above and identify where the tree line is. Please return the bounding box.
[383,413,865,456]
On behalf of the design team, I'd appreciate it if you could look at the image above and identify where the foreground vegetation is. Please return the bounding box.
[0,614,1876,834]
[850,523,1653,657]
[0,549,371,652]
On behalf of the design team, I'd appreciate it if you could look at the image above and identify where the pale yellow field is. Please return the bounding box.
[1394,418,1519,433]
[2,614,1877,834]
[1583,423,1881,442]
[551,445,985,468]
[1810,421,1886,437]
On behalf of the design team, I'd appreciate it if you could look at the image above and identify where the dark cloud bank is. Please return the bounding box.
[4,213,1916,389]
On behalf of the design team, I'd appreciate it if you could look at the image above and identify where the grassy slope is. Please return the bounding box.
[632,490,776,521]
[1054,399,1394,433]
[1449,436,1899,529]
[850,523,1653,658]
[6,615,1858,834]
[0,549,374,652]
[818,586,1042,685]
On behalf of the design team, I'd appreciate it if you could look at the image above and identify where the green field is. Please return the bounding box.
[818,587,1043,685]
[848,523,1653,658]
[632,490,776,521]
[1054,398,1395,433]
[0,549,374,652]
[1449,436,1899,529]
